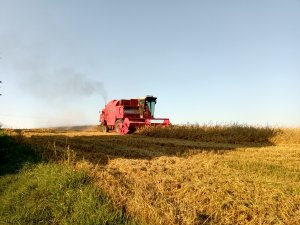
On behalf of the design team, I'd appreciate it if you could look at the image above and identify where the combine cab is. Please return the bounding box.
[99,95,170,134]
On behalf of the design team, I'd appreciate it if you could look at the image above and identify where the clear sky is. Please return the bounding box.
[0,0,299,128]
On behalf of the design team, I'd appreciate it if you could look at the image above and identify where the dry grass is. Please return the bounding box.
[7,126,300,224]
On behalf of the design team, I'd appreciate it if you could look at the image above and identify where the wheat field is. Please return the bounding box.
[7,125,300,224]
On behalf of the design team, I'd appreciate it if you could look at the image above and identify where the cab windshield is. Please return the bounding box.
[146,99,156,116]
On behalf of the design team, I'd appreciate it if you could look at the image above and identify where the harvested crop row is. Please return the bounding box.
[83,145,300,224]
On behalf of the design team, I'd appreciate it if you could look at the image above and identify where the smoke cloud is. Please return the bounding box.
[20,67,108,127]
[22,68,107,103]
[4,55,108,127]
[0,31,109,128]
[0,22,110,128]
[1,32,108,105]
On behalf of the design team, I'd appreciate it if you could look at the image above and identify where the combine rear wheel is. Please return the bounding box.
[115,118,131,135]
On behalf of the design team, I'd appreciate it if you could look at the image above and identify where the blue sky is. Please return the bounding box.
[0,0,299,128]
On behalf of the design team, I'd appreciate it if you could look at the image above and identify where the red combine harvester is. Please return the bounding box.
[99,95,170,134]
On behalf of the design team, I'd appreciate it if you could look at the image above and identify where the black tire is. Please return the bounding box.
[115,119,123,133]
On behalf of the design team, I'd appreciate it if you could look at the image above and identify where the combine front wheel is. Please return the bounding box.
[100,123,108,132]
[115,119,123,133]
[102,125,108,132]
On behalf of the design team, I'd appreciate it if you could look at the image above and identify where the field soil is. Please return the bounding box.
[5,127,300,224]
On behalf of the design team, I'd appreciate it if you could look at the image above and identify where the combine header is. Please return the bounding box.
[99,95,170,134]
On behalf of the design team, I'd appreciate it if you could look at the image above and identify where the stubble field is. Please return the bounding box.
[3,125,300,224]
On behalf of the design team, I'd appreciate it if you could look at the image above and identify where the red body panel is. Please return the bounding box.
[99,96,170,134]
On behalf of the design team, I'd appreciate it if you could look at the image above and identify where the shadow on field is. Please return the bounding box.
[0,132,41,176]
[23,128,279,166]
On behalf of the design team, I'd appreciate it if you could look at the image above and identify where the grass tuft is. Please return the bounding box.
[0,163,136,225]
